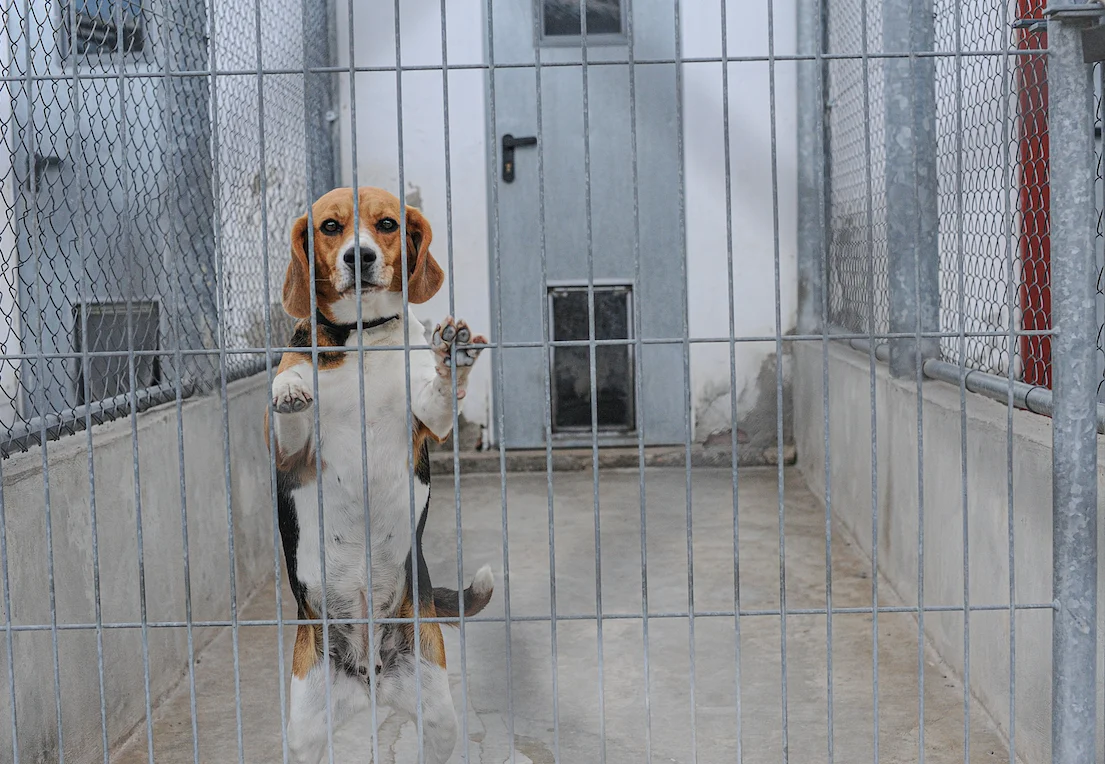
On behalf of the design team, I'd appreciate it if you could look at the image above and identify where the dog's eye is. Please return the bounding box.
[320,219,342,235]
[376,218,398,233]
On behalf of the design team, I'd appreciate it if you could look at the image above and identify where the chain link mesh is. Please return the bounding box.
[0,0,333,455]
[825,0,1055,387]
[826,0,888,336]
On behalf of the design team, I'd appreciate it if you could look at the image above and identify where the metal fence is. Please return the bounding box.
[823,0,1105,405]
[0,0,1103,763]
[0,0,333,456]
[802,0,1102,761]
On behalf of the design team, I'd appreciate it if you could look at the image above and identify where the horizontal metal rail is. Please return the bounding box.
[845,335,1105,434]
[0,48,1053,84]
[0,600,1059,633]
[0,380,196,457]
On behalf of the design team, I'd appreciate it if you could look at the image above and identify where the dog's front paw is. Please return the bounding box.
[272,373,314,414]
[432,317,485,370]
[431,317,486,397]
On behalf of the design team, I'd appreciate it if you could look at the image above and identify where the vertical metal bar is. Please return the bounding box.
[910,19,928,764]
[909,3,929,758]
[806,0,835,759]
[764,0,789,762]
[439,3,473,761]
[529,4,561,761]
[302,11,336,755]
[671,1,699,760]
[20,1,66,756]
[882,0,938,378]
[163,0,203,755]
[0,456,14,764]
[857,0,878,760]
[391,6,431,763]
[949,3,972,761]
[113,1,155,758]
[575,2,607,761]
[485,0,518,760]
[1048,7,1100,764]
[345,3,383,762]
[625,0,650,761]
[254,0,290,758]
[69,1,109,758]
[1000,16,1017,764]
[720,0,746,753]
[203,0,246,755]
[0,22,17,761]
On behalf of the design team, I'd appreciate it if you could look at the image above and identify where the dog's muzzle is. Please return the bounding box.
[342,247,378,289]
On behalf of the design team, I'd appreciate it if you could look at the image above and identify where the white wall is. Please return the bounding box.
[334,0,493,427]
[0,11,20,431]
[682,1,798,440]
[335,0,799,439]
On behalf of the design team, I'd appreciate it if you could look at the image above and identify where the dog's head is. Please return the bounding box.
[283,187,444,323]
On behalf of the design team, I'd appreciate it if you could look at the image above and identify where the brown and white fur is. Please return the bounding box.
[267,187,493,763]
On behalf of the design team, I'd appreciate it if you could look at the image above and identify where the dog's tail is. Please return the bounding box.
[432,565,494,622]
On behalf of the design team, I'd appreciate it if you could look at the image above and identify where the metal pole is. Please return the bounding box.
[1047,6,1099,764]
[304,0,336,200]
[164,0,217,390]
[796,0,826,334]
[883,0,939,377]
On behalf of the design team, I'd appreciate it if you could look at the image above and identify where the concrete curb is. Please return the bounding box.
[429,444,797,475]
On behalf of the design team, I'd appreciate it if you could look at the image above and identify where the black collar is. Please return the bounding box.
[314,310,400,333]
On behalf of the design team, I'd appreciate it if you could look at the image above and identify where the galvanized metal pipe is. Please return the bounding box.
[846,336,1105,433]
[882,0,940,377]
[1047,6,1100,764]
[796,0,826,335]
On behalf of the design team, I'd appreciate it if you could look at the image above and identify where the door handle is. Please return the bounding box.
[501,134,537,183]
[28,153,62,190]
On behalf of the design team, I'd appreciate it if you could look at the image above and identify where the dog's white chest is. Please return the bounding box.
[290,334,429,607]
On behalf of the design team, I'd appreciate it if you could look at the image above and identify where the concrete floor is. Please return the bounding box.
[113,468,1010,763]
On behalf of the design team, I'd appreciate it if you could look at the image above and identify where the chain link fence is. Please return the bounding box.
[0,0,333,456]
[824,0,1071,391]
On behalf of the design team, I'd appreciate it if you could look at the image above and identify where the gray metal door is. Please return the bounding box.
[10,0,167,421]
[489,0,687,448]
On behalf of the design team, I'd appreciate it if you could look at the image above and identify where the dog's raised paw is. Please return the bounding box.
[272,375,314,413]
[432,316,486,374]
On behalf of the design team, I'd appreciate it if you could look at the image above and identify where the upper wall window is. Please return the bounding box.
[64,0,145,56]
[540,0,625,44]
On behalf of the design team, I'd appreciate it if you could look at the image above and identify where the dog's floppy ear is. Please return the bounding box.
[283,213,312,319]
[403,206,443,304]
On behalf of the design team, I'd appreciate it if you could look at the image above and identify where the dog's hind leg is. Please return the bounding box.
[287,655,366,764]
[377,627,458,764]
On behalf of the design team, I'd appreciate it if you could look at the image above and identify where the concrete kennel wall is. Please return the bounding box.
[0,373,275,762]
[793,341,1105,763]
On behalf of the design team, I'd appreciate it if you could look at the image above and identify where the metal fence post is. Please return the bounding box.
[304,0,336,200]
[796,0,827,334]
[164,0,218,389]
[883,0,939,377]
[1047,6,1100,764]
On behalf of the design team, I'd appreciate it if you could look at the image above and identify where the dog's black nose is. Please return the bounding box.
[343,248,377,268]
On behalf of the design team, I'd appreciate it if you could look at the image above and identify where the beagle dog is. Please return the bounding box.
[267,186,493,763]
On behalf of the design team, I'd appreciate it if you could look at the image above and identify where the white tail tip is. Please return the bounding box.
[471,564,494,594]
